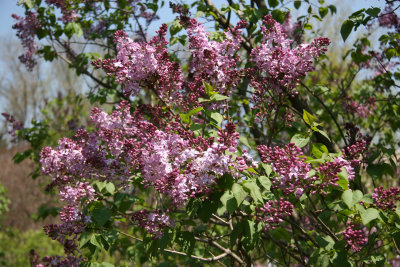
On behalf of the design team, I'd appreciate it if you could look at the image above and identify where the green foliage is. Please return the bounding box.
[0,229,64,266]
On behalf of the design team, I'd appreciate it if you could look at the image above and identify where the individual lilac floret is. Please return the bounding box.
[372,186,400,211]
[343,222,368,252]
[257,198,294,231]
[257,143,313,198]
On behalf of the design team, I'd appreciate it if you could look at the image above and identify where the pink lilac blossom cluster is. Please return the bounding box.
[343,123,371,168]
[317,156,355,194]
[249,15,330,97]
[93,26,183,104]
[131,209,174,239]
[258,143,355,197]
[40,101,251,238]
[12,11,40,71]
[248,15,329,121]
[29,249,83,267]
[372,186,400,211]
[183,17,245,106]
[1,113,23,143]
[257,143,314,198]
[343,96,377,118]
[257,198,294,231]
[378,4,400,30]
[141,122,249,205]
[281,14,303,44]
[343,222,368,252]
[45,0,78,23]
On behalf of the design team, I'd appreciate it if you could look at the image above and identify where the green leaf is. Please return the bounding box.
[65,22,83,38]
[230,221,243,247]
[290,133,310,148]
[261,163,273,177]
[203,81,215,96]
[361,208,379,225]
[340,20,354,42]
[315,235,335,251]
[342,190,353,209]
[304,23,313,30]
[303,110,316,126]
[258,176,271,191]
[170,20,182,36]
[187,107,203,117]
[294,1,301,9]
[244,181,263,204]
[268,0,279,8]
[367,164,384,180]
[328,5,337,14]
[311,143,328,158]
[100,263,114,267]
[92,208,111,227]
[105,183,115,195]
[80,231,92,248]
[177,232,195,256]
[332,251,351,267]
[210,112,223,125]
[239,136,252,149]
[352,190,363,206]
[365,7,380,17]
[23,0,34,8]
[316,254,330,267]
[232,183,248,205]
[210,94,229,101]
[361,193,373,204]
[337,169,349,191]
[319,7,328,18]
[242,219,256,250]
[315,128,331,142]
[90,234,102,249]
[219,191,236,214]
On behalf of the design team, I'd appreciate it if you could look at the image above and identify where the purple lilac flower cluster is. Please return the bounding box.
[131,209,174,239]
[258,143,314,198]
[40,101,251,239]
[343,96,377,118]
[257,198,294,231]
[12,11,40,71]
[184,18,245,106]
[258,143,355,197]
[29,249,83,267]
[93,26,183,104]
[343,222,368,252]
[343,123,371,168]
[1,113,23,143]
[317,156,355,194]
[45,0,78,23]
[249,15,330,109]
[372,186,400,211]
[378,4,400,30]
